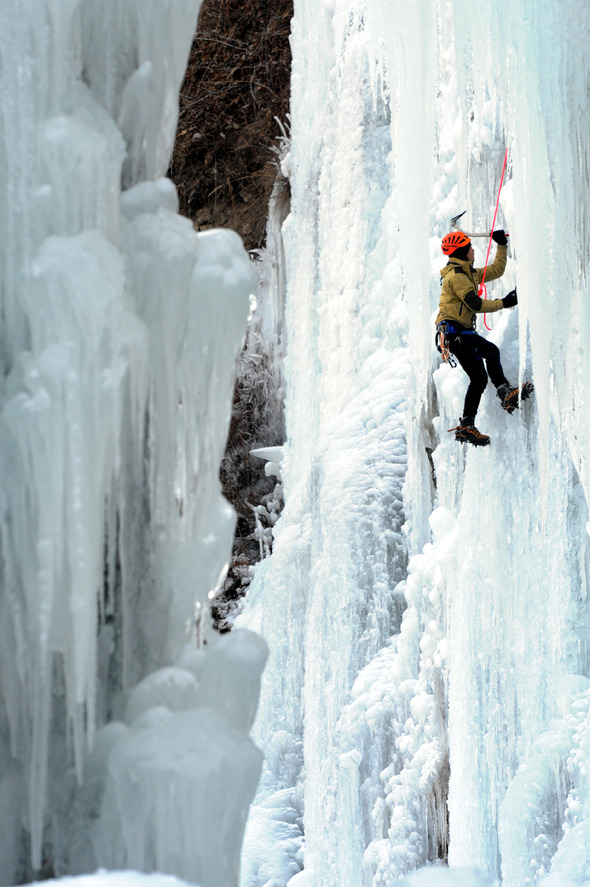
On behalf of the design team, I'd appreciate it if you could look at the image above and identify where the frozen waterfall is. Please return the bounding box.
[0,2,265,887]
[3,0,590,886]
[240,1,590,886]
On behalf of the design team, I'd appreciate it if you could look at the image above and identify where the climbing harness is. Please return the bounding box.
[435,321,457,368]
[480,147,509,330]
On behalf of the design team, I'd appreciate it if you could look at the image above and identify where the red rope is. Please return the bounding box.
[481,147,509,330]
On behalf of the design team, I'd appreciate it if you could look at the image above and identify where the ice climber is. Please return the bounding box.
[435,229,533,447]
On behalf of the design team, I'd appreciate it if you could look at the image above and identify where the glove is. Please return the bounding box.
[492,229,508,245]
[502,289,518,308]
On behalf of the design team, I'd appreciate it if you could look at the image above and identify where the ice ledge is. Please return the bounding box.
[250,445,285,480]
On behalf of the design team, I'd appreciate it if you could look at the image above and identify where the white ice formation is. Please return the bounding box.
[0,2,264,887]
[239,1,590,886]
[3,0,590,886]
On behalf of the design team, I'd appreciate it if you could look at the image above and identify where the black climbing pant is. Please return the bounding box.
[449,331,510,419]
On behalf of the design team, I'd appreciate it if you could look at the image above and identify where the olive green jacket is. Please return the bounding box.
[435,244,507,330]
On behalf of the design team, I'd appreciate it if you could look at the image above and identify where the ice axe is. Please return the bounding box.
[449,210,508,239]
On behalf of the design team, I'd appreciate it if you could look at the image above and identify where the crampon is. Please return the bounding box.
[448,421,490,447]
[500,381,535,414]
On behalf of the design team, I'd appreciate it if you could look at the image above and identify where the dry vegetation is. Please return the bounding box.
[169,0,293,250]
[213,344,286,631]
[169,0,292,630]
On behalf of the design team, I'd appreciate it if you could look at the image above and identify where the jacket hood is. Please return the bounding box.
[440,257,473,278]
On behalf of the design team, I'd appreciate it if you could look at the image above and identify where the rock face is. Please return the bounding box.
[169,0,293,251]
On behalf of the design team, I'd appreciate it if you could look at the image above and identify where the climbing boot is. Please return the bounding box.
[450,418,490,447]
[497,381,535,414]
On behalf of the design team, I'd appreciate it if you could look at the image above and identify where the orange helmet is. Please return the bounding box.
[441,231,471,255]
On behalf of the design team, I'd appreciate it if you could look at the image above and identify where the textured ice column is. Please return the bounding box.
[94,630,268,887]
[0,0,263,879]
[0,226,146,865]
[550,689,590,884]
[498,679,590,886]
[78,0,203,185]
[245,0,590,884]
[241,0,412,884]
[122,200,254,665]
[438,2,590,877]
[378,0,438,557]
[380,0,436,397]
[452,0,590,503]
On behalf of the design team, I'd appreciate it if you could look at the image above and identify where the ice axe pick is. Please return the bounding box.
[450,210,507,239]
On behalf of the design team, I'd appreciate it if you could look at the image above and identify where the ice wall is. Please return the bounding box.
[0,2,263,886]
[240,1,590,885]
